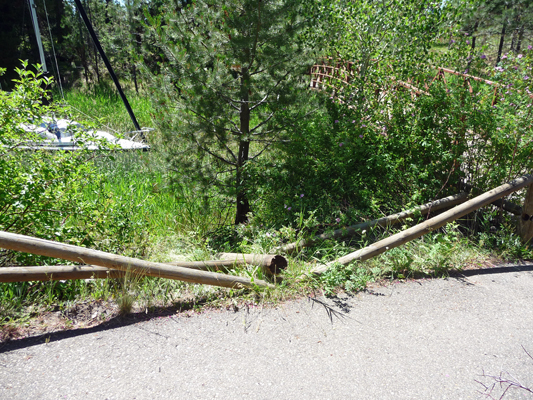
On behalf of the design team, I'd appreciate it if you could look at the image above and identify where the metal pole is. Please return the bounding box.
[28,0,48,72]
[73,0,144,138]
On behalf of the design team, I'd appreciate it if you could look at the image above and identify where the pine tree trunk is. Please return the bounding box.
[496,19,507,65]
[132,63,138,93]
[235,139,251,224]
[94,48,100,82]
[471,20,479,51]
[516,25,525,53]
[510,28,518,52]
[77,15,89,85]
[235,68,251,224]
[82,58,89,85]
[86,1,100,82]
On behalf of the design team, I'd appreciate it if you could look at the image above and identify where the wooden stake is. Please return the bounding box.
[520,184,533,244]
[312,174,533,275]
[0,231,274,289]
[278,192,469,254]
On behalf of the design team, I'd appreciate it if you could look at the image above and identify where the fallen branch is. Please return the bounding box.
[278,192,468,254]
[312,174,533,275]
[476,346,533,399]
[0,231,274,289]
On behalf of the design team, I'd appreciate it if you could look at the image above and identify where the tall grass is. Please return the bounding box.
[86,151,234,241]
[0,82,239,324]
[60,80,153,137]
[62,81,233,240]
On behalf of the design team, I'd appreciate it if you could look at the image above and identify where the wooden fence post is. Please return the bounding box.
[520,184,533,244]
[276,192,468,255]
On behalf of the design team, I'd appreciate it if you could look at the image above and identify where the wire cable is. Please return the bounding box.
[42,0,64,100]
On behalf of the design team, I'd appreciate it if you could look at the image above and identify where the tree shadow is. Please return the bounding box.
[0,300,205,353]
[450,262,533,277]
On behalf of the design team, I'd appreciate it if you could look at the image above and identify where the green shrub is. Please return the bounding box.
[0,62,148,265]
[248,39,533,232]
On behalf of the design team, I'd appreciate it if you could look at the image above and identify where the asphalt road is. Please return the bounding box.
[1,264,533,400]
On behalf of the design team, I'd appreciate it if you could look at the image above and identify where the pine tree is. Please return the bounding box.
[145,0,321,224]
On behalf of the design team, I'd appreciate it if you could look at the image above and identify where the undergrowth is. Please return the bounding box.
[2,64,533,331]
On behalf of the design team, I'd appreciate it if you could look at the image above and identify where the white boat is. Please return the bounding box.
[19,118,150,151]
[25,0,150,151]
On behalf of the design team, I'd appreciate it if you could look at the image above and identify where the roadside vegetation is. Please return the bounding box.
[1,0,533,334]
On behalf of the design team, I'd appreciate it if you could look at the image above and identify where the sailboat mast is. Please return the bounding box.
[28,0,48,72]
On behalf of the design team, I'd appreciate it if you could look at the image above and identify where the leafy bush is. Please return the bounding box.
[0,62,148,266]
[248,36,533,233]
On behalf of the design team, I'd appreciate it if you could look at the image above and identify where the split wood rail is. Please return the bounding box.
[309,59,533,105]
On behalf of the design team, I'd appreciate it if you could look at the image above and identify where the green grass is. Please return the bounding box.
[86,152,233,239]
[59,80,153,137]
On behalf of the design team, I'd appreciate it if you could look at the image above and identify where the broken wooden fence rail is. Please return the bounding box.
[0,253,288,284]
[0,253,288,283]
[312,174,533,275]
[215,253,287,275]
[277,192,469,255]
[460,182,523,216]
[0,231,274,289]
[0,265,126,283]
[168,253,287,276]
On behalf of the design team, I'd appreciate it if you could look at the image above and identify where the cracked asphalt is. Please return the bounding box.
[1,263,533,399]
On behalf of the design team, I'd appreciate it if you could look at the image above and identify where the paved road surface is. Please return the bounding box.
[1,264,533,399]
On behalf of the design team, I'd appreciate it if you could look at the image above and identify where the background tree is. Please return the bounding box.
[0,0,67,89]
[326,0,454,89]
[460,0,532,63]
[145,0,322,224]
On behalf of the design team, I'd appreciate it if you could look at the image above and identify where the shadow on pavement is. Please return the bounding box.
[0,304,189,353]
[450,263,533,277]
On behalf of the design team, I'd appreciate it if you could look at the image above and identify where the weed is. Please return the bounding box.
[320,262,375,296]
[116,292,135,316]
